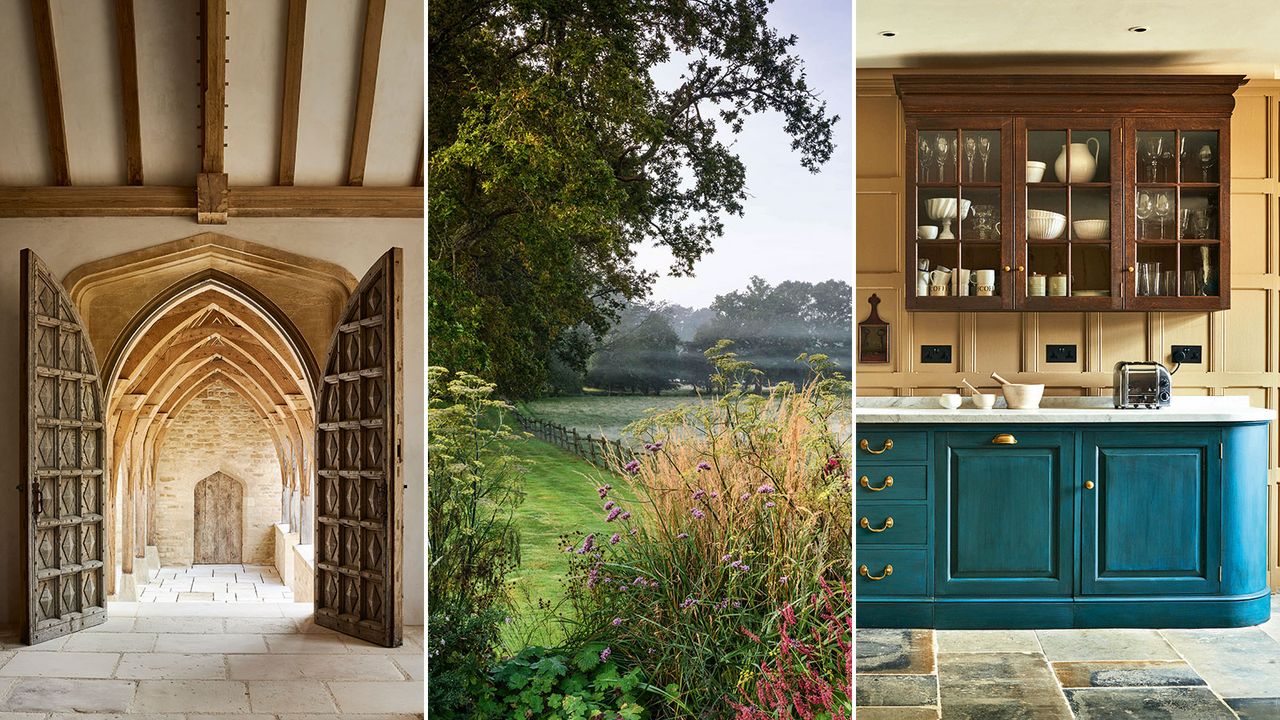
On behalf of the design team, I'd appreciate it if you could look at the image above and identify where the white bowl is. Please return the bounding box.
[1027,209,1067,240]
[925,197,971,221]
[1002,383,1045,410]
[971,393,996,410]
[938,393,962,410]
[1027,161,1047,183]
[1072,219,1110,240]
[918,225,939,240]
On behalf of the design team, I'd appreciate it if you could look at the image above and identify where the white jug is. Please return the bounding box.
[1054,138,1100,183]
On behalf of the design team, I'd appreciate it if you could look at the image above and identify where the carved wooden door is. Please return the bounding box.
[194,472,243,564]
[20,249,107,645]
[315,249,403,647]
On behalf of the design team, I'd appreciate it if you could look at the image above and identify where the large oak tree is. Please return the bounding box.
[429,0,839,396]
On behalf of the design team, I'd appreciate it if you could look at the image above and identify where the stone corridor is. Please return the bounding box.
[138,564,293,603]
[0,600,424,718]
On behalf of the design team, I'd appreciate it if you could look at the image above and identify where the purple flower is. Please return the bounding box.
[721,554,733,563]
[765,501,776,509]
[681,597,697,609]
[730,560,743,570]
[609,533,621,545]
[587,566,600,588]
[600,647,612,662]
[604,500,616,511]
[633,576,645,586]
[624,460,641,475]
[739,493,750,502]
[677,532,689,539]
[697,461,712,471]
[597,485,612,499]
[710,492,719,499]
[732,601,742,609]
[648,442,664,452]
[691,508,705,520]
[620,511,631,520]
[611,617,623,627]
[779,575,789,585]
[757,484,775,494]
[740,564,750,572]
[693,489,707,501]
[606,507,623,522]
[629,528,638,536]
[648,648,656,655]
[576,534,595,554]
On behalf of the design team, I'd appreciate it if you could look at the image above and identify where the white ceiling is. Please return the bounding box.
[0,0,423,187]
[857,0,1280,77]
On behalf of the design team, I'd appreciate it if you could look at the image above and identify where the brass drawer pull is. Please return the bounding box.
[860,475,894,492]
[1085,480,1095,490]
[860,438,894,454]
[992,433,1018,445]
[860,564,894,581]
[860,516,894,532]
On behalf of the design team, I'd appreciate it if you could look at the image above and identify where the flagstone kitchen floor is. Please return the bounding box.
[138,564,293,603]
[0,600,424,718]
[857,594,1280,719]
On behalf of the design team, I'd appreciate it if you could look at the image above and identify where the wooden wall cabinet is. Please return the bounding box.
[897,75,1246,312]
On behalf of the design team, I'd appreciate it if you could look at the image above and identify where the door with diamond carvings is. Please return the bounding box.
[315,249,403,647]
[20,249,107,645]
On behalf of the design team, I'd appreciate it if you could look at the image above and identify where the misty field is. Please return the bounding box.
[520,393,713,440]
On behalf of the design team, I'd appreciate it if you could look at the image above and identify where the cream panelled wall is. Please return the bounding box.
[855,71,1280,588]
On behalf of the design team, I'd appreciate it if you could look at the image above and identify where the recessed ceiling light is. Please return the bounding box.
[879,30,896,37]
[1128,26,1148,33]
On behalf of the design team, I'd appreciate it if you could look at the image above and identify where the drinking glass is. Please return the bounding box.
[1154,194,1172,239]
[964,136,977,182]
[1139,262,1161,296]
[1192,210,1211,239]
[1183,270,1202,296]
[1136,193,1154,239]
[978,137,992,181]
[1163,270,1177,297]
[919,139,933,181]
[1144,137,1163,183]
[935,135,950,182]
[1199,145,1215,182]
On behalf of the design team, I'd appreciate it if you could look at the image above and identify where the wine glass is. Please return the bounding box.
[935,135,950,182]
[1199,145,1215,182]
[1192,210,1211,239]
[1144,137,1163,183]
[964,137,977,182]
[978,136,992,181]
[1154,193,1172,239]
[1160,144,1174,182]
[1179,136,1191,181]
[919,139,933,181]
[1136,192,1154,239]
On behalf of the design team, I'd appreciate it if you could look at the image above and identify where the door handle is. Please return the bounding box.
[860,475,894,491]
[860,438,893,454]
[1084,480,1095,490]
[992,433,1018,445]
[32,484,42,520]
[860,564,894,581]
[860,516,894,532]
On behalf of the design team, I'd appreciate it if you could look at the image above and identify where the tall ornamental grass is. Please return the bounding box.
[559,343,851,717]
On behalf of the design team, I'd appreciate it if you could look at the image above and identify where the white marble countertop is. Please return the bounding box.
[856,396,1274,423]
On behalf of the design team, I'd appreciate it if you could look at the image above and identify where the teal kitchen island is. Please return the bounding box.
[855,396,1273,629]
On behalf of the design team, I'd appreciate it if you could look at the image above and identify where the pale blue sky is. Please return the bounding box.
[634,1,853,307]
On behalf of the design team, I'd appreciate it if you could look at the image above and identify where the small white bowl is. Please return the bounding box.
[1027,209,1067,240]
[971,393,996,410]
[1072,219,1109,240]
[918,225,939,240]
[939,393,962,410]
[1027,161,1047,183]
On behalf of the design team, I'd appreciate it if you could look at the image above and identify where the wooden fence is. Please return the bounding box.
[511,410,635,471]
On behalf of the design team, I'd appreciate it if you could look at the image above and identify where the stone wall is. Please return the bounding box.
[154,380,281,566]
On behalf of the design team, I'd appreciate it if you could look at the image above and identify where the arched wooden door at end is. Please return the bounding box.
[314,248,403,647]
[194,473,243,564]
[20,249,108,645]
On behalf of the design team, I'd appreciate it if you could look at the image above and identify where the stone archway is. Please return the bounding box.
[194,472,243,564]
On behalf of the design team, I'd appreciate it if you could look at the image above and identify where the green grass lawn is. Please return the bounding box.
[501,436,628,650]
[521,393,711,440]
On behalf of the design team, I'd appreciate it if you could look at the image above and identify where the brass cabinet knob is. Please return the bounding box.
[860,516,895,533]
[1085,480,1096,490]
[1127,265,1136,273]
[992,433,1018,445]
[1003,264,1012,272]
[860,564,894,581]
[860,438,893,455]
[860,475,894,492]
[1017,265,1025,272]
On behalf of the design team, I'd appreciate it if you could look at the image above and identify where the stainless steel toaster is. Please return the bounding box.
[1113,361,1172,409]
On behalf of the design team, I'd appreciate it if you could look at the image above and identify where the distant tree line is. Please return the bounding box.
[549,277,851,395]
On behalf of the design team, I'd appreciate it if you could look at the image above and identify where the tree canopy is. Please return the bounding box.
[428,0,839,397]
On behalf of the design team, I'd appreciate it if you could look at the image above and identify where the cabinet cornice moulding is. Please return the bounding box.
[895,74,1247,115]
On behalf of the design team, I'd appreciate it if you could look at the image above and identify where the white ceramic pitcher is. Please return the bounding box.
[1054,138,1100,183]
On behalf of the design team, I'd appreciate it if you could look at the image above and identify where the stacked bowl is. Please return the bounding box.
[1027,209,1066,240]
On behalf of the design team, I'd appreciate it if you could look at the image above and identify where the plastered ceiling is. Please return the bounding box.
[0,0,423,187]
[857,0,1280,77]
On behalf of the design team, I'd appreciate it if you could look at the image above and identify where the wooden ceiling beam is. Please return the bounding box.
[29,0,70,186]
[0,186,421,218]
[347,0,386,186]
[114,0,143,185]
[200,0,227,174]
[277,0,306,185]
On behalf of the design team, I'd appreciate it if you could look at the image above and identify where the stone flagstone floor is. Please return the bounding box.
[0,600,424,718]
[138,564,293,603]
[857,594,1280,719]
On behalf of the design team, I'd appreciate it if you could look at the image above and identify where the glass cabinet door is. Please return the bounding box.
[1016,119,1123,309]
[907,118,1011,310]
[1129,122,1226,308]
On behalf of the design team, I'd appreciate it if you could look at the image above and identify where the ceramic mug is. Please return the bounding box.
[975,269,995,296]
[918,225,939,240]
[954,268,971,297]
[929,283,948,296]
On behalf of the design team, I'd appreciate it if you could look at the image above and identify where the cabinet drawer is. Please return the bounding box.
[858,503,928,545]
[857,465,927,500]
[858,548,929,596]
[858,430,927,462]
